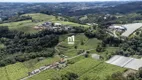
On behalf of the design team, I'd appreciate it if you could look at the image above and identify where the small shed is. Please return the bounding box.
[91,54,100,60]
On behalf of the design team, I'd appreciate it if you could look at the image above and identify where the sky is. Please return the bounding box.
[0,0,140,2]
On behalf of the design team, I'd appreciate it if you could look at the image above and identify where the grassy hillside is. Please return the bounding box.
[0,13,89,33]
[0,55,60,80]
[0,33,121,80]
[0,20,40,33]
[57,34,118,59]
[24,13,89,27]
[28,58,126,80]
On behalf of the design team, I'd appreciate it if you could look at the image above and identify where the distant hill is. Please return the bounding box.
[111,1,142,14]
[67,1,142,16]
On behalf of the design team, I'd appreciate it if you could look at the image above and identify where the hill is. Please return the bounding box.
[0,33,120,80]
[0,13,89,33]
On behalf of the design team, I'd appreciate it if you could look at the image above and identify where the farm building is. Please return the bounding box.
[54,23,62,26]
[109,25,126,30]
[121,23,142,37]
[91,54,100,60]
[106,55,142,70]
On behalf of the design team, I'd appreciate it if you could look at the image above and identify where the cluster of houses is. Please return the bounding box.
[34,22,71,31]
[28,58,67,76]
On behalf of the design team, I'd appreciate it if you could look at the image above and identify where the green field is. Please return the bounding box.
[0,55,60,80]
[57,34,118,59]
[57,34,90,57]
[0,13,89,33]
[24,13,89,27]
[0,20,40,33]
[28,58,126,80]
[0,33,120,80]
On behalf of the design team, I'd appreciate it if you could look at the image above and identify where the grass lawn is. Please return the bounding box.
[28,58,126,80]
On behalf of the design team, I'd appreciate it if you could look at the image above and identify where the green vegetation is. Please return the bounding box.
[0,26,59,66]
[28,58,125,80]
[0,55,60,80]
[0,20,38,33]
[23,13,57,21]
[0,13,89,33]
[0,44,5,49]
[1,2,142,80]
[57,33,119,60]
[25,13,89,27]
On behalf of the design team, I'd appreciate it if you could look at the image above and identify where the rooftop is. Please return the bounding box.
[106,55,142,70]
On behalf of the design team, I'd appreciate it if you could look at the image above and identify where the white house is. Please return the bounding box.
[54,23,62,26]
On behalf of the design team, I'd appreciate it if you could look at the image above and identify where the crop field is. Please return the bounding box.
[121,23,142,37]
[28,58,126,80]
[0,55,60,80]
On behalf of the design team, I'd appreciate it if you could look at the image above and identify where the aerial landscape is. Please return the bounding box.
[1,0,142,80]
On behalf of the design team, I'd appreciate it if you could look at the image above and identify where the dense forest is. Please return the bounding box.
[0,26,60,66]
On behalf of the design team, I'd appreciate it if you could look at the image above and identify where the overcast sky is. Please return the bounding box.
[0,0,140,2]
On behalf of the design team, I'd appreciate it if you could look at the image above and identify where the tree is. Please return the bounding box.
[106,72,126,80]
[61,72,78,80]
[74,45,78,49]
[138,67,142,78]
[81,41,84,45]
[96,44,105,52]
[127,73,136,80]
